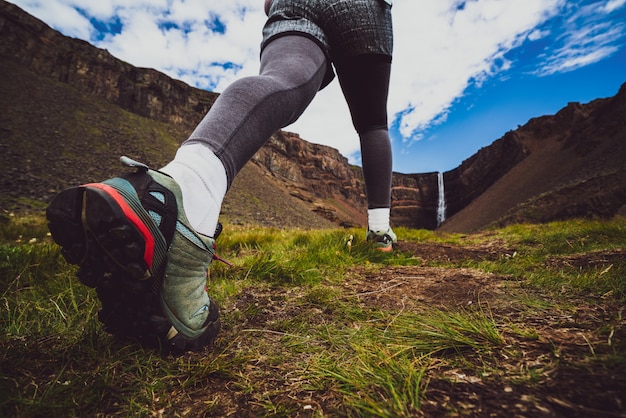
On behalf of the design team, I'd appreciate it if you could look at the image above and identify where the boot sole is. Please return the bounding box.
[46,185,220,354]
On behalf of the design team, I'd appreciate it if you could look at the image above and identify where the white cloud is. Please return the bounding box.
[12,0,94,39]
[87,1,266,92]
[527,28,550,42]
[389,0,564,141]
[534,0,626,76]
[604,0,626,13]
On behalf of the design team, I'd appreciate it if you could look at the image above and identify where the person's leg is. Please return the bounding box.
[335,54,395,246]
[360,128,393,232]
[161,35,328,237]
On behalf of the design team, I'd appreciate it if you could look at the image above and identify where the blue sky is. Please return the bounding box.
[9,0,626,174]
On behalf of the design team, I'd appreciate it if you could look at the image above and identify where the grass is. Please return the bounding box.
[1,216,625,416]
[477,219,626,297]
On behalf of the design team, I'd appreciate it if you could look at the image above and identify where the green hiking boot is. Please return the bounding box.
[366,228,397,252]
[46,156,221,354]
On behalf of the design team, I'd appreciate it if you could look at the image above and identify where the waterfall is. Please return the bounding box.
[437,172,446,227]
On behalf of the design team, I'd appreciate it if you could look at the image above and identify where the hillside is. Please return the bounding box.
[440,87,626,232]
[1,0,625,232]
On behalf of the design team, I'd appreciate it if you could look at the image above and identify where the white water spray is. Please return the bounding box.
[437,172,446,227]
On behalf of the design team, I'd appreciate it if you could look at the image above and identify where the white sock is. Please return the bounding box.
[368,208,390,233]
[160,144,227,237]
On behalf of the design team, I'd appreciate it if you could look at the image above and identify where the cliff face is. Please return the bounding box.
[0,0,216,130]
[444,132,529,218]
[388,130,530,230]
[440,84,626,232]
[1,0,625,231]
[249,131,369,227]
[390,173,440,230]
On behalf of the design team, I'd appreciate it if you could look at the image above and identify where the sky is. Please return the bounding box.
[9,0,626,174]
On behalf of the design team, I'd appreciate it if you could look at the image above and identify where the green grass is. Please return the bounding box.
[1,216,625,416]
[476,218,626,297]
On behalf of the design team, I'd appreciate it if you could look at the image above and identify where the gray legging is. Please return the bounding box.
[185,35,392,209]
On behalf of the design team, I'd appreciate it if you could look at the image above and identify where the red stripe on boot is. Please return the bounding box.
[85,183,155,269]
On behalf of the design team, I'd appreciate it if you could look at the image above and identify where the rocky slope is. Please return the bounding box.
[440,88,626,232]
[1,0,625,231]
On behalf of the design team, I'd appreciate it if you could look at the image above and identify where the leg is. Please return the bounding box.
[336,55,393,210]
[335,55,396,248]
[162,35,328,236]
[189,35,327,185]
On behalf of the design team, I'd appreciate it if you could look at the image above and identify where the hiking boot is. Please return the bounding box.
[46,156,221,354]
[366,228,397,252]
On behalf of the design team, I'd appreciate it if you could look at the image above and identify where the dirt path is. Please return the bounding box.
[338,242,626,417]
[149,241,626,416]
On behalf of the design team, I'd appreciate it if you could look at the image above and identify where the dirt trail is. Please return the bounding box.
[339,242,626,417]
[179,241,626,417]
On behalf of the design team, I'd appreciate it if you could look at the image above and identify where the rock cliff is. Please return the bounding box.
[440,84,626,232]
[0,1,216,130]
[251,131,368,227]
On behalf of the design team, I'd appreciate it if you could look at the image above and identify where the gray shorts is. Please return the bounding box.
[262,0,393,88]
